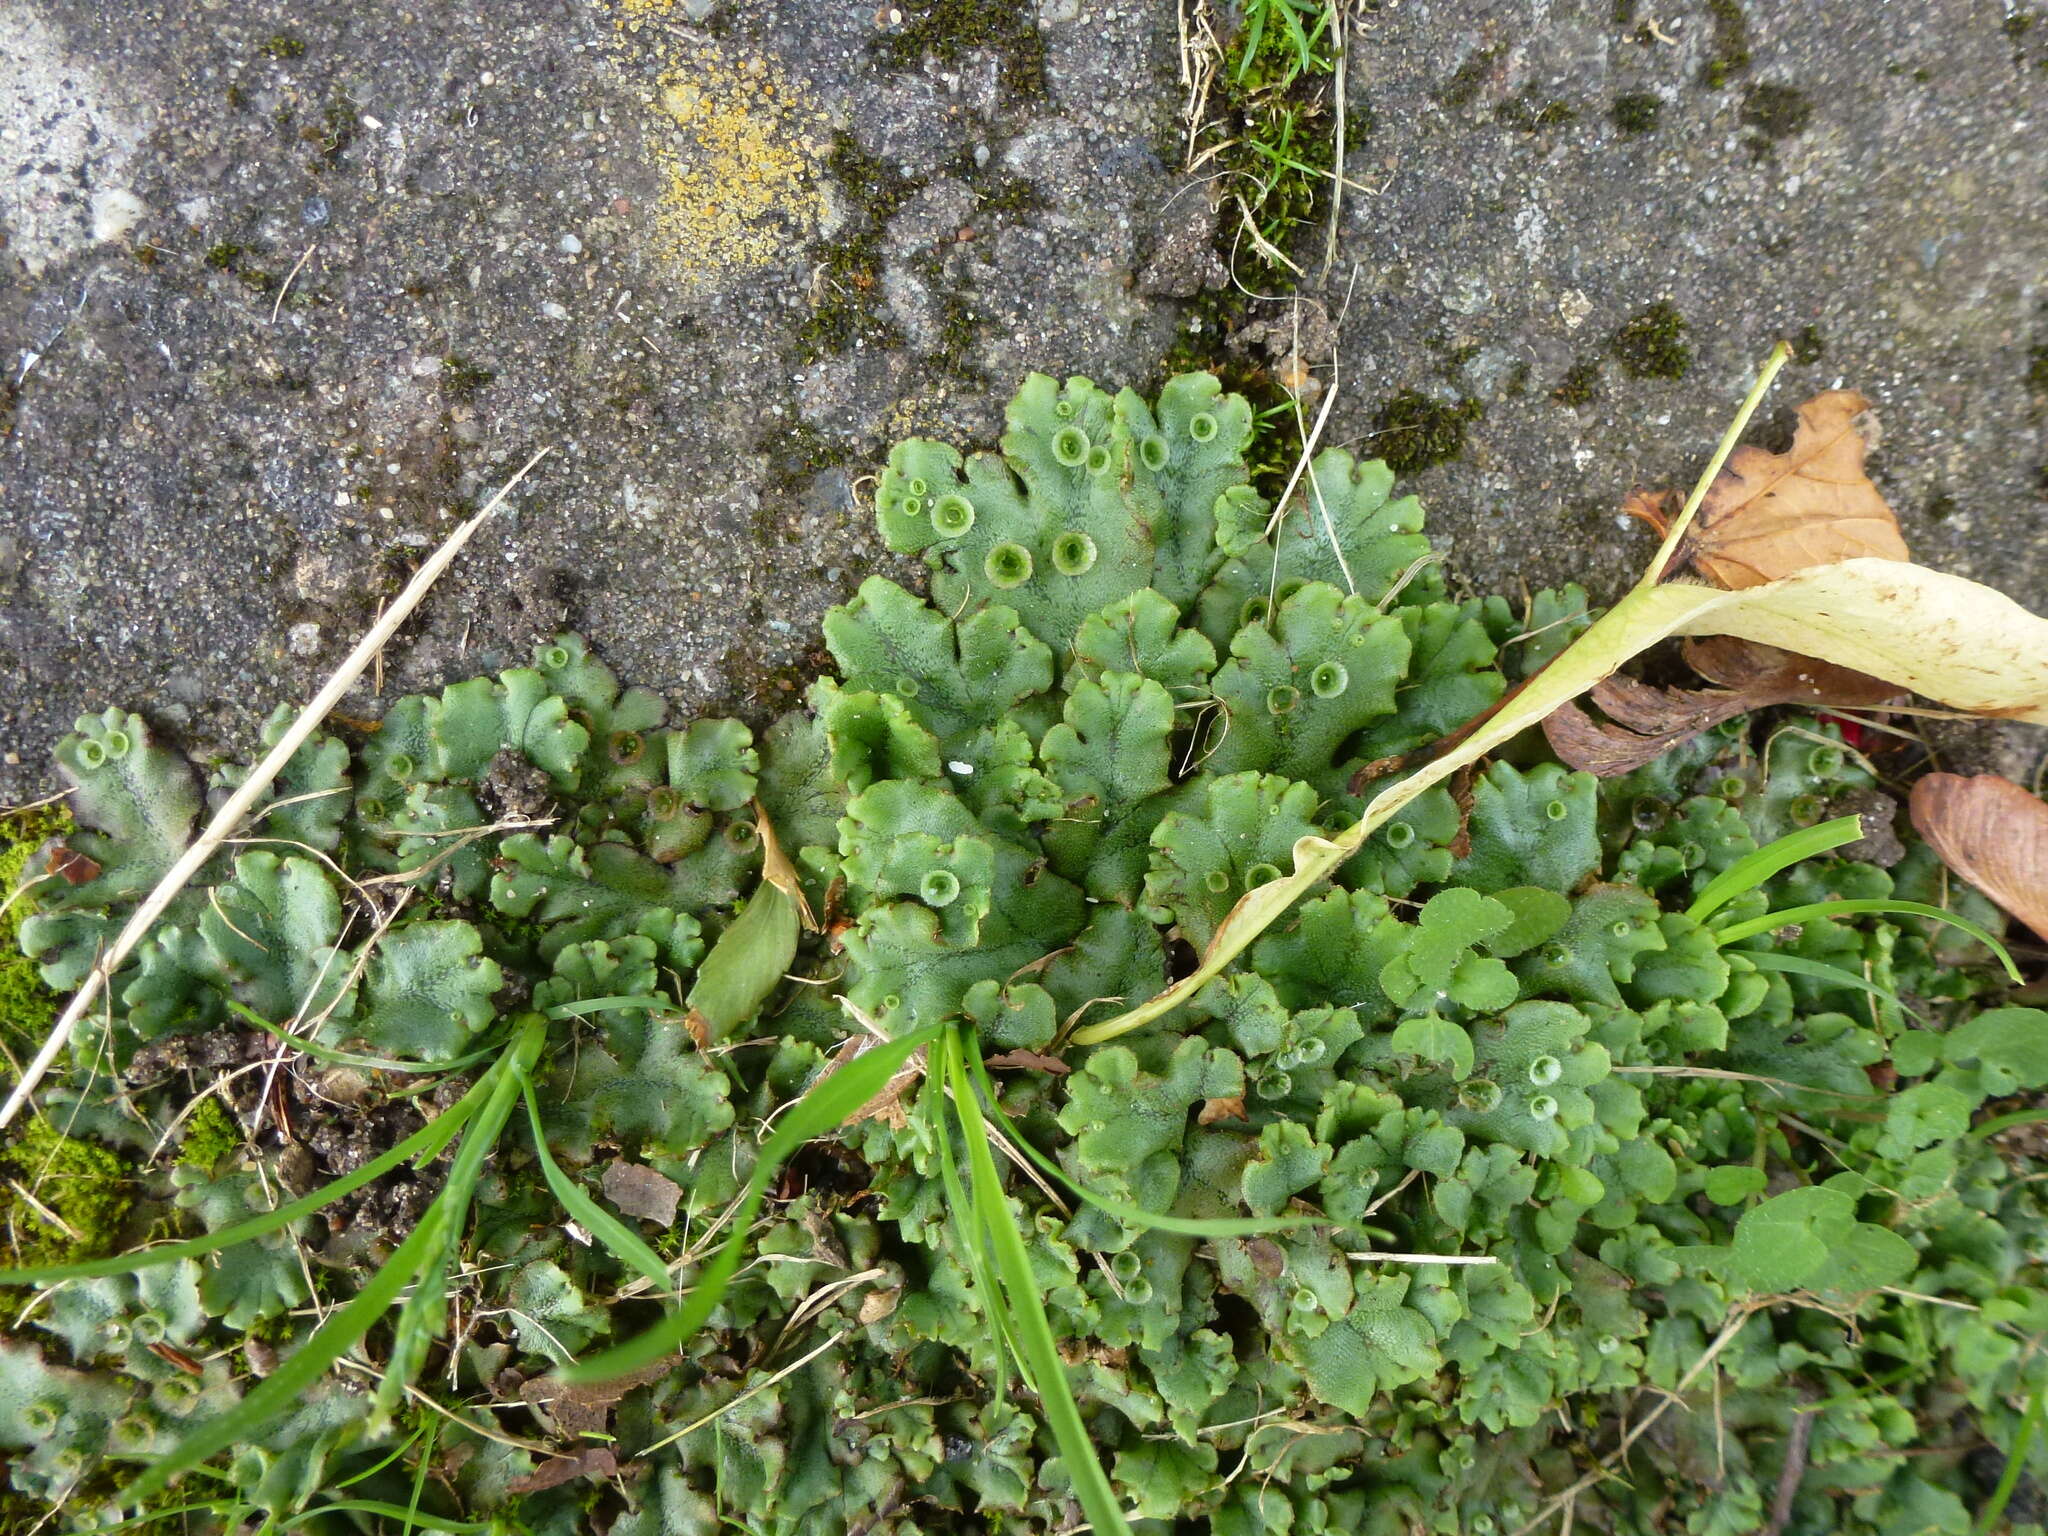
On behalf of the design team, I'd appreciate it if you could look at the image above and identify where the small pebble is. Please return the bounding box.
[301,196,330,227]
[558,232,583,255]
[287,621,322,656]
[541,300,569,320]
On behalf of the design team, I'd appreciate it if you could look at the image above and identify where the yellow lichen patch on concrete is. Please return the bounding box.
[642,45,825,292]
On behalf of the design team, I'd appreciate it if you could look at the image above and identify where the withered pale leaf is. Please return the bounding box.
[1075,555,2048,1046]
[1198,1096,1248,1125]
[601,1160,684,1227]
[1682,390,1909,589]
[1908,773,2048,943]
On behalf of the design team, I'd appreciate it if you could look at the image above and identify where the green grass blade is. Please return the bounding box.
[124,1189,451,1503]
[1970,1108,2048,1142]
[124,1018,546,1500]
[1713,899,2020,979]
[926,1038,1009,1404]
[328,1424,427,1491]
[0,1063,497,1287]
[1234,1,1268,80]
[1741,951,1924,1021]
[67,1501,236,1535]
[375,1023,541,1415]
[276,1501,489,1535]
[964,1048,1309,1238]
[946,1026,1132,1536]
[541,994,677,1021]
[230,1002,502,1075]
[1686,815,1865,923]
[1971,1386,2046,1536]
[517,1067,671,1293]
[559,1023,942,1385]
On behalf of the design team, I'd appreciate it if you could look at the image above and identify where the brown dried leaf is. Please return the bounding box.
[1544,637,1900,777]
[823,1033,925,1128]
[1682,390,1909,589]
[600,1160,683,1227]
[44,845,101,885]
[1198,1096,1247,1125]
[1908,773,2048,943]
[521,1358,672,1437]
[506,1447,618,1494]
[984,1048,1071,1076]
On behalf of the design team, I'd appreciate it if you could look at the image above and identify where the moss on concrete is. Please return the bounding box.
[1552,359,1601,408]
[1742,83,1813,138]
[1701,0,1753,89]
[872,0,1048,101]
[1610,302,1692,380]
[1610,92,1660,133]
[1374,390,1482,474]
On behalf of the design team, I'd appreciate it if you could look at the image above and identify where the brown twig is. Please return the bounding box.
[1761,1405,1817,1536]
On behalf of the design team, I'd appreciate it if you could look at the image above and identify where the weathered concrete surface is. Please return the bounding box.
[2,0,2045,797]
[0,0,1182,794]
[1316,0,2048,617]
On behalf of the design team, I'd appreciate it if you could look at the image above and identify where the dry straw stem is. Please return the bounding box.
[0,447,553,1132]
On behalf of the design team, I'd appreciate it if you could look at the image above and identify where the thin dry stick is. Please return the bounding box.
[0,447,552,1132]
[1320,5,1347,279]
[1509,1303,1760,1536]
[270,243,317,325]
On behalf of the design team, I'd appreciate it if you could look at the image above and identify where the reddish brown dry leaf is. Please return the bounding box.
[1621,486,1679,536]
[822,1034,924,1128]
[1680,390,1910,589]
[520,1359,672,1437]
[601,1160,683,1227]
[984,1048,1071,1076]
[1198,1096,1247,1125]
[506,1447,618,1494]
[44,845,101,885]
[1544,637,1900,777]
[1908,773,2048,943]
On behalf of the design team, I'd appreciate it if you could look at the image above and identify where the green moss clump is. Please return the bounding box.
[1,805,68,1051]
[974,175,1045,216]
[259,33,306,60]
[0,1117,132,1266]
[204,241,243,271]
[2027,345,2048,394]
[801,136,918,361]
[178,1097,243,1171]
[872,0,1047,100]
[1610,91,1660,133]
[1552,359,1602,407]
[1437,44,1505,109]
[441,355,497,399]
[1610,302,1692,380]
[1790,324,1826,364]
[1741,82,1813,137]
[1375,390,1482,474]
[1701,0,1752,87]
[1497,90,1578,132]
